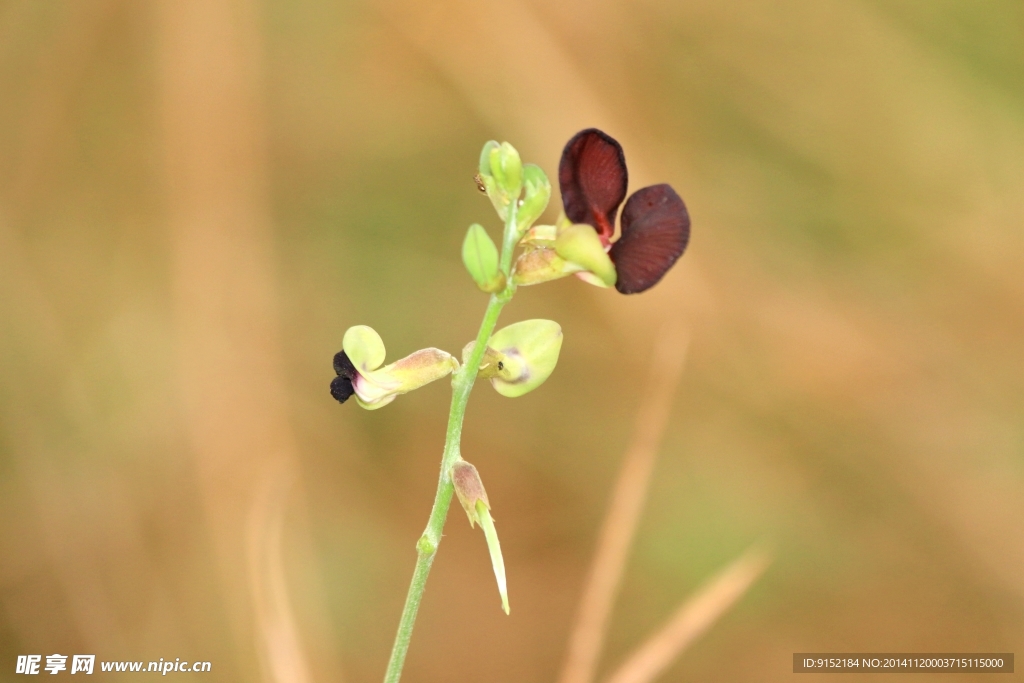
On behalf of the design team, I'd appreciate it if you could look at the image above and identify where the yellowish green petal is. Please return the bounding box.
[554,224,617,287]
[343,325,386,373]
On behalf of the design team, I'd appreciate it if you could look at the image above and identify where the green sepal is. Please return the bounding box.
[461,341,506,377]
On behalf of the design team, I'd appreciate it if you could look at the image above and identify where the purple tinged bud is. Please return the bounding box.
[449,459,509,614]
[451,460,490,526]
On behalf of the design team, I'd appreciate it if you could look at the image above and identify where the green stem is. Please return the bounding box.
[382,197,519,683]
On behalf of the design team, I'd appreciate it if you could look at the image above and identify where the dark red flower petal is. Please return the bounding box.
[609,184,690,294]
[559,129,628,244]
[330,375,355,403]
[333,350,357,378]
[331,350,357,403]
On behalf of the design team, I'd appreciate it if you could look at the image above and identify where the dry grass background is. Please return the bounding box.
[1,0,1022,681]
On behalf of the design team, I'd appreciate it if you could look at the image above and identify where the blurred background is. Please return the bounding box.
[1,0,1022,681]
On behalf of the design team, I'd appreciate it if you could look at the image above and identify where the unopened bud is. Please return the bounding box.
[451,460,490,527]
[462,224,505,293]
[489,142,523,201]
[476,140,525,221]
[516,164,550,236]
[449,459,509,614]
[477,140,507,220]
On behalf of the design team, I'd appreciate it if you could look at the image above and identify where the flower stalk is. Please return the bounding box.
[381,183,519,683]
[330,130,689,683]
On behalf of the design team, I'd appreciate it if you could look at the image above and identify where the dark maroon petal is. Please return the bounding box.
[330,375,355,403]
[609,184,690,294]
[331,350,357,404]
[333,350,357,378]
[559,129,628,244]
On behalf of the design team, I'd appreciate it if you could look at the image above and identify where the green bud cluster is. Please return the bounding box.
[477,140,522,219]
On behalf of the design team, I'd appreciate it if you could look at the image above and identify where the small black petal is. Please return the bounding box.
[330,375,355,404]
[333,350,357,379]
[609,184,690,294]
[559,129,628,243]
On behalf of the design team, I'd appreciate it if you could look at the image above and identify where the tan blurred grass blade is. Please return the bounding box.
[156,0,320,680]
[604,546,772,683]
[559,324,689,683]
[248,463,313,683]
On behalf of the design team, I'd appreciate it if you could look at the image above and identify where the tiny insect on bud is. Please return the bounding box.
[476,140,526,222]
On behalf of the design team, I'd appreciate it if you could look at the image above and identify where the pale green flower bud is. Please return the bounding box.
[476,140,525,221]
[462,223,505,293]
[450,460,508,614]
[554,224,617,288]
[478,140,500,177]
[483,319,563,398]
[477,140,507,220]
[516,164,550,236]
[489,141,523,201]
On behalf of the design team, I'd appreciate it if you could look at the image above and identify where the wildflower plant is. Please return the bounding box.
[330,129,691,683]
